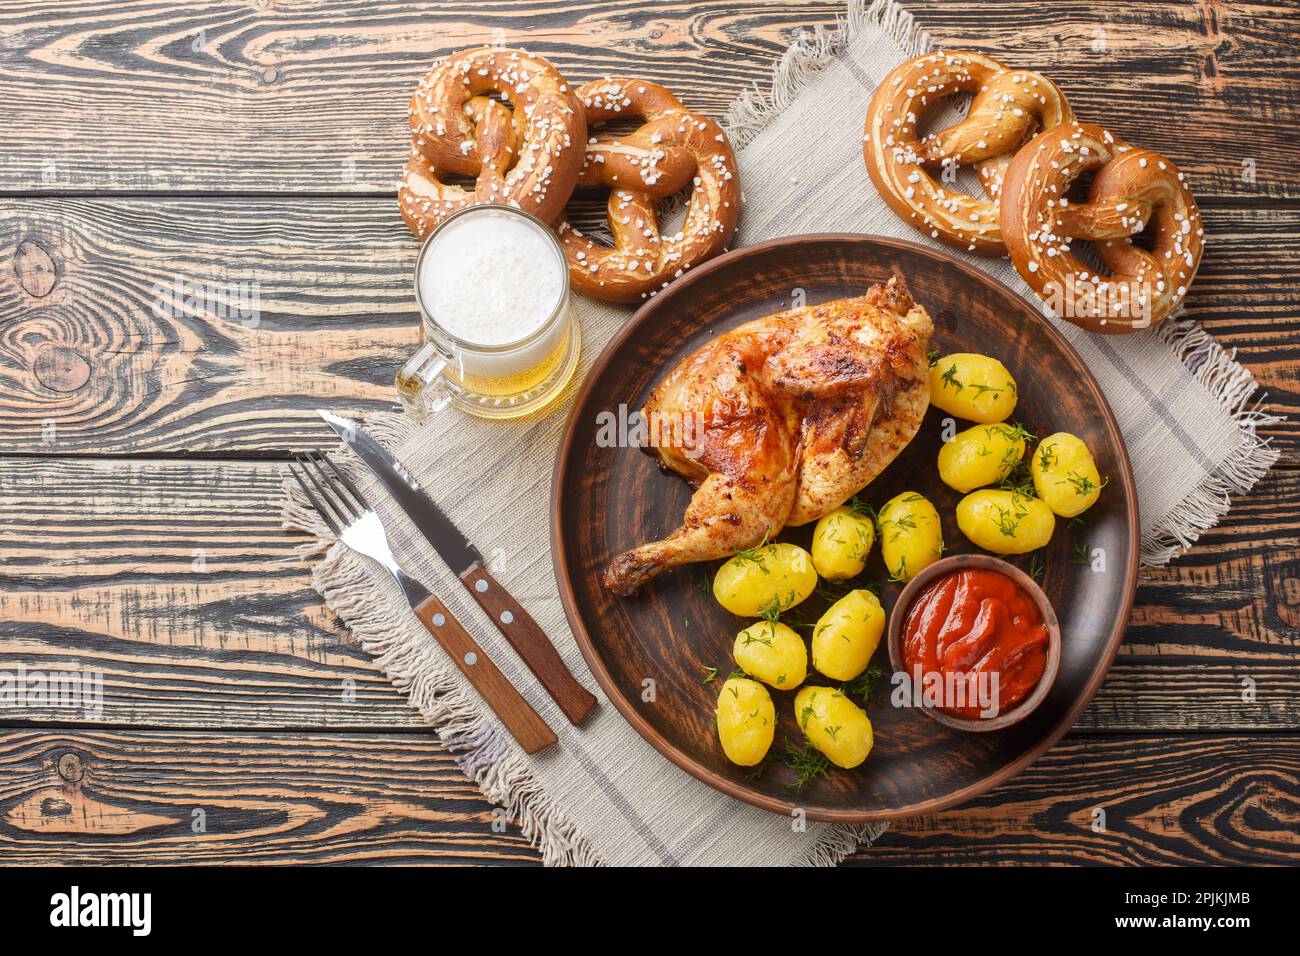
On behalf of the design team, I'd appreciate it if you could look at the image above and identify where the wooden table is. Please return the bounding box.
[1,0,1296,866]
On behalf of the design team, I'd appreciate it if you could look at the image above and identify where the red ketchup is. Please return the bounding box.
[902,568,1048,719]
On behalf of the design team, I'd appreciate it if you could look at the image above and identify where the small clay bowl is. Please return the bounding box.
[886,553,1061,733]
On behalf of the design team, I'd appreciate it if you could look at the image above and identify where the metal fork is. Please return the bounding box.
[289,452,557,754]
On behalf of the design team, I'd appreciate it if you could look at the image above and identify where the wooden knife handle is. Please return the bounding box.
[413,593,557,754]
[460,563,598,726]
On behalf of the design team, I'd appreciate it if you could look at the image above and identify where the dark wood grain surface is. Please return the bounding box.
[0,730,1291,864]
[1,0,1297,864]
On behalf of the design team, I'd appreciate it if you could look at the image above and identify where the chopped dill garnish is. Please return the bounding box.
[846,495,878,523]
[993,493,1030,538]
[996,459,1035,497]
[989,421,1036,445]
[798,704,816,730]
[730,529,773,573]
[813,577,860,605]
[844,664,884,705]
[884,512,917,542]
[983,422,1036,494]
[784,739,830,792]
[1024,552,1045,580]
[1063,471,1108,496]
[757,590,797,622]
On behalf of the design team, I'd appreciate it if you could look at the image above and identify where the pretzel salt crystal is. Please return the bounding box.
[1001,122,1204,334]
[399,47,586,238]
[864,51,1073,255]
[558,79,740,303]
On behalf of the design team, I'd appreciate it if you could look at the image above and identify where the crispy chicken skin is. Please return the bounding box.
[604,278,933,595]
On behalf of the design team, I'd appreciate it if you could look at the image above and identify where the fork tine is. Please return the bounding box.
[302,451,360,523]
[317,452,369,514]
[296,453,355,528]
[288,458,342,536]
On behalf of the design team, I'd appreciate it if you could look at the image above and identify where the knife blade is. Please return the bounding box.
[319,410,481,574]
[320,409,597,725]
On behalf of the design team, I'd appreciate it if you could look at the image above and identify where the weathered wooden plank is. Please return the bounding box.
[0,1,1294,199]
[2,456,1296,731]
[1185,204,1299,459]
[0,0,843,192]
[910,0,1300,201]
[1,728,1294,864]
[855,734,1300,865]
[0,730,536,865]
[0,457,426,729]
[3,199,1294,456]
[0,197,412,454]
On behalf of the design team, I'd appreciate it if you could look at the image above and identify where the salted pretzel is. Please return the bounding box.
[558,80,740,303]
[864,51,1073,255]
[399,47,586,239]
[1001,122,1203,334]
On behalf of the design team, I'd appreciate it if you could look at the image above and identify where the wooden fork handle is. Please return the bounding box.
[413,593,557,755]
[460,562,598,726]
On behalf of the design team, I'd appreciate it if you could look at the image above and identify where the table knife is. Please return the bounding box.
[320,409,598,725]
[289,451,556,755]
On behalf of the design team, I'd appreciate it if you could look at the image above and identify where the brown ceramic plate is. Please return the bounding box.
[551,235,1138,822]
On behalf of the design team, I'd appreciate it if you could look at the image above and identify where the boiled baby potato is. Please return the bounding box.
[713,542,817,617]
[734,620,807,690]
[938,423,1029,493]
[1032,432,1106,518]
[956,489,1055,555]
[810,505,876,579]
[811,589,884,682]
[877,492,943,583]
[930,352,1018,424]
[794,686,874,769]
[716,677,775,767]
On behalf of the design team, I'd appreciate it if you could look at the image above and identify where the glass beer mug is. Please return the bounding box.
[396,205,581,420]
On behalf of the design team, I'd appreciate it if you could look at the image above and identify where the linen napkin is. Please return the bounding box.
[284,0,1278,866]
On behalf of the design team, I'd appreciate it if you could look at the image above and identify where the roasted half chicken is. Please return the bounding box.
[604,278,933,595]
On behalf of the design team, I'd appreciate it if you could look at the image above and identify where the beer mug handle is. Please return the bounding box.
[396,340,453,421]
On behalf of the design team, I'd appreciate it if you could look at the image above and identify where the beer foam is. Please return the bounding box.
[419,208,564,347]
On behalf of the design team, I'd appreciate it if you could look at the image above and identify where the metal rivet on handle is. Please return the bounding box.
[464,652,478,666]
[500,611,514,625]
[433,613,446,626]
[475,579,488,593]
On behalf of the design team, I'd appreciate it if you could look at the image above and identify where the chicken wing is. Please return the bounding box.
[604,277,932,595]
